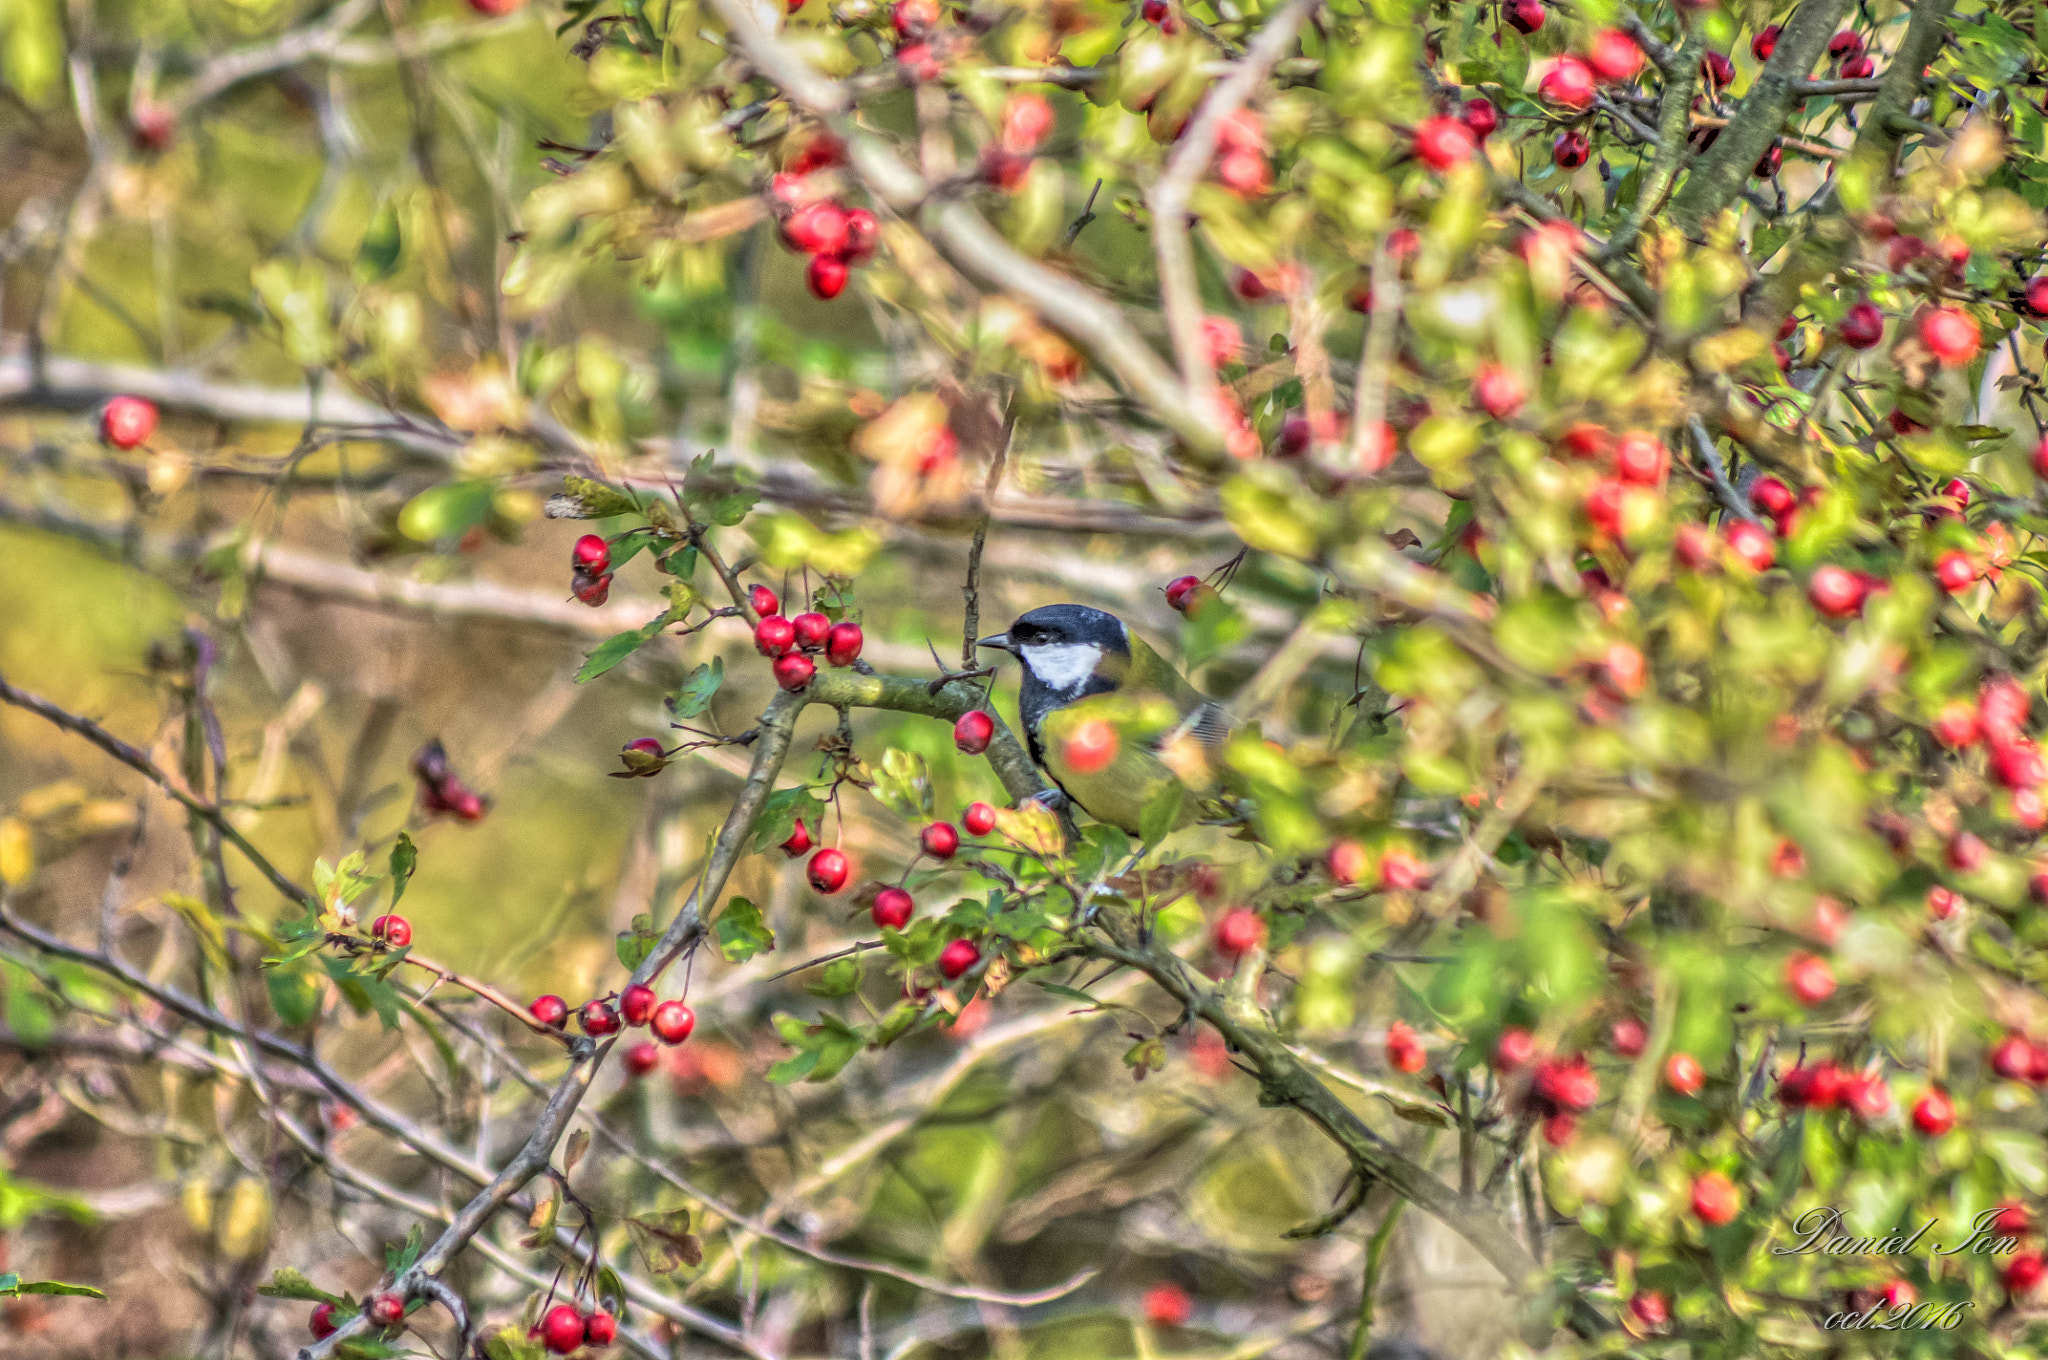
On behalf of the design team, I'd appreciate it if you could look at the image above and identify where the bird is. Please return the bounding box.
[977,603,1231,835]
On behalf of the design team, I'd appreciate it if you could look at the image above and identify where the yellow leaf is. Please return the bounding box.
[0,819,32,884]
[215,1176,273,1263]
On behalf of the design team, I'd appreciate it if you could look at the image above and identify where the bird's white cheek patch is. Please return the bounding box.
[1022,643,1102,693]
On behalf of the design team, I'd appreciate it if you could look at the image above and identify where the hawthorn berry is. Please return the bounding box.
[1785,952,1836,1006]
[1807,565,1866,619]
[1379,848,1427,890]
[572,572,613,607]
[773,652,817,691]
[791,612,831,651]
[1724,520,1776,572]
[1992,1033,2036,1080]
[1664,1052,1705,1096]
[1919,306,1980,366]
[624,1041,660,1076]
[311,1302,340,1339]
[921,822,960,859]
[1837,301,1885,350]
[581,1000,621,1036]
[532,994,569,1029]
[368,1293,406,1329]
[1459,97,1499,141]
[1840,55,1874,78]
[808,847,851,894]
[963,802,997,836]
[1691,1171,1741,1225]
[1928,885,1961,918]
[539,1303,587,1354]
[1609,1016,1647,1057]
[1063,719,1119,774]
[101,395,159,449]
[755,615,797,659]
[1828,29,1864,58]
[1327,839,1370,885]
[620,984,657,1026]
[651,1000,695,1045]
[939,938,981,979]
[1473,365,1526,419]
[1751,25,1780,60]
[825,621,864,667]
[807,254,850,300]
[1412,116,1478,172]
[749,584,780,618]
[954,710,994,754]
[1912,1087,1956,1136]
[1143,1283,1193,1327]
[1935,550,1978,594]
[1503,0,1544,34]
[781,820,813,857]
[1551,128,1590,169]
[1214,907,1266,957]
[1495,1027,1536,1070]
[131,101,176,151]
[586,1310,618,1346]
[872,887,915,930]
[1540,57,1596,108]
[1628,1290,1669,1330]
[572,534,611,574]
[1701,51,1735,87]
[1165,575,1205,612]
[782,202,849,256]
[1385,1020,1427,1074]
[1754,144,1783,178]
[2006,1252,2047,1295]
[2028,276,2048,315]
[1613,431,1666,485]
[1586,29,1641,82]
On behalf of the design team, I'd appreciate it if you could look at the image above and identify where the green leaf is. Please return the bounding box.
[265,961,324,1027]
[869,748,933,819]
[714,898,775,963]
[1,1278,104,1299]
[257,1267,345,1305]
[385,1222,426,1274]
[388,833,418,907]
[356,201,402,281]
[576,612,674,683]
[559,475,645,519]
[667,658,724,720]
[804,956,862,998]
[616,913,659,971]
[398,482,496,545]
[749,786,824,854]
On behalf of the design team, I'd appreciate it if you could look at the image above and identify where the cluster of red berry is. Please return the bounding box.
[1928,675,2048,828]
[773,134,879,301]
[786,803,996,979]
[980,93,1055,191]
[531,982,695,1081]
[570,533,613,608]
[411,739,487,821]
[533,1301,619,1354]
[750,584,864,692]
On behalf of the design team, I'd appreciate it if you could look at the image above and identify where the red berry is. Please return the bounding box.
[1165,575,1204,612]
[1837,300,1884,350]
[1664,1052,1705,1096]
[791,612,831,651]
[131,101,176,151]
[1929,884,1961,918]
[1474,365,1526,419]
[2007,1252,2048,1295]
[585,1310,618,1346]
[1912,1087,1956,1136]
[1587,29,1641,82]
[1540,57,1596,109]
[624,1040,660,1076]
[1613,431,1667,485]
[1807,565,1867,618]
[1827,29,1865,58]
[1751,24,1780,60]
[808,847,851,894]
[1495,1027,1536,1070]
[1412,116,1478,172]
[651,1000,695,1044]
[1551,129,1590,169]
[1997,1200,2034,1235]
[311,1302,339,1339]
[1001,93,1055,152]
[1935,550,1977,593]
[620,983,657,1026]
[540,1303,587,1355]
[1385,1020,1427,1073]
[892,0,937,34]
[1541,1113,1577,1146]
[773,652,816,691]
[872,886,915,930]
[920,822,960,859]
[1754,144,1783,178]
[1459,97,1499,141]
[581,1000,621,1036]
[369,914,412,947]
[572,571,612,607]
[1919,306,1980,366]
[1992,740,2047,790]
[1628,1290,1669,1330]
[954,710,995,754]
[1750,476,1794,517]
[1786,952,1835,1006]
[1609,1016,1647,1057]
[754,615,796,657]
[2026,277,2048,315]
[1701,51,1734,87]
[963,801,997,836]
[572,534,611,574]
[1503,0,1544,33]
[807,254,850,300]
[939,938,981,979]
[1063,719,1119,774]
[1213,907,1265,957]
[1843,1068,1890,1119]
[1992,1032,2036,1080]
[1143,1283,1192,1327]
[825,621,864,667]
[1327,839,1370,885]
[1379,848,1427,890]
[1691,1170,1740,1225]
[532,994,569,1029]
[780,819,813,857]
[100,395,159,449]
[749,584,780,618]
[1948,830,1988,874]
[782,201,850,256]
[1231,267,1270,302]
[1724,520,1775,572]
[368,1293,406,1329]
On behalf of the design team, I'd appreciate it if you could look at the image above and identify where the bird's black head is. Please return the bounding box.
[978,604,1129,730]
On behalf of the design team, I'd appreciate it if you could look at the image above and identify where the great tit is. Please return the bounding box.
[977,604,1231,835]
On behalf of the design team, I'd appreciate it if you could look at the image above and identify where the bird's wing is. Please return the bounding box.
[1037,697,1190,836]
[1157,700,1232,753]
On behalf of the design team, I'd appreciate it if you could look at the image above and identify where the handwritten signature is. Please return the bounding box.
[1773,1207,2021,1259]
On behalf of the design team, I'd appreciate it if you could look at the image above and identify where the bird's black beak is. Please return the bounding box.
[976,633,1016,656]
